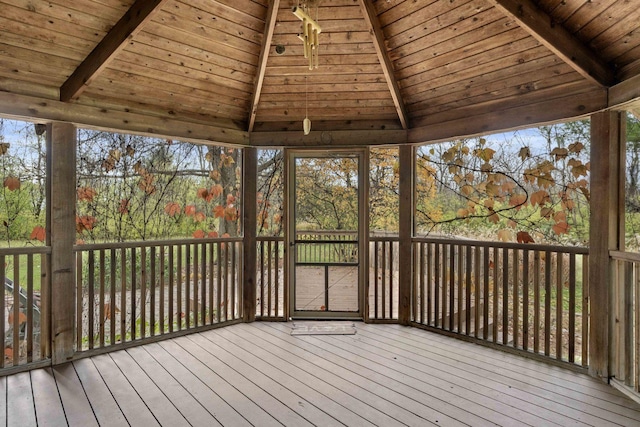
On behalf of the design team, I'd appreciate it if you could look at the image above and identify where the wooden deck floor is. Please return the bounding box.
[3,322,640,427]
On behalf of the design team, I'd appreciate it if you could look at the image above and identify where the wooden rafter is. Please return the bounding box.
[358,0,409,129]
[488,0,615,87]
[60,0,170,102]
[248,0,280,132]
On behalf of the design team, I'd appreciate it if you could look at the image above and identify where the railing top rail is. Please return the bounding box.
[74,237,243,251]
[412,236,589,254]
[257,236,284,241]
[296,230,357,236]
[610,250,640,263]
[0,246,51,256]
[370,236,400,242]
[296,239,358,244]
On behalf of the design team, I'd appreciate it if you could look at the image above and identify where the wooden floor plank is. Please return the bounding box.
[52,363,99,427]
[4,322,640,427]
[254,322,481,426]
[382,324,640,422]
[6,372,36,427]
[143,342,252,427]
[197,329,371,427]
[72,358,128,426]
[180,334,315,427]
[126,346,222,426]
[108,350,189,426]
[346,326,610,426]
[91,353,159,426]
[158,339,280,427]
[213,325,409,427]
[30,368,66,427]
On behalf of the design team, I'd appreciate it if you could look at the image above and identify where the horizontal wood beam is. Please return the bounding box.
[250,129,407,147]
[488,0,615,87]
[248,0,280,132]
[60,0,170,102]
[609,73,640,109]
[408,88,607,144]
[0,92,249,146]
[358,0,409,129]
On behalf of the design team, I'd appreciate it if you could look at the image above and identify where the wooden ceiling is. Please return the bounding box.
[0,0,639,147]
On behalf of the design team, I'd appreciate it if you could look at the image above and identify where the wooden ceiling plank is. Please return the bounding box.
[487,0,615,87]
[358,0,409,129]
[248,0,280,132]
[250,129,408,147]
[60,0,171,102]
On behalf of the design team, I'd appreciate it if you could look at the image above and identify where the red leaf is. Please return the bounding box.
[77,186,97,202]
[193,229,205,238]
[29,226,45,242]
[207,231,219,238]
[552,221,569,235]
[213,205,225,218]
[3,176,20,191]
[224,206,238,221]
[184,205,196,217]
[164,202,181,217]
[210,184,224,198]
[226,193,236,204]
[197,188,209,200]
[516,231,535,244]
[194,212,206,222]
[118,199,130,214]
[76,215,97,233]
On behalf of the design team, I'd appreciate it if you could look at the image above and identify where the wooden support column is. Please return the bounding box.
[47,122,77,364]
[589,111,624,380]
[243,147,257,322]
[398,144,414,325]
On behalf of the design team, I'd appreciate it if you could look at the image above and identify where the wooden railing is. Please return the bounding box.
[413,238,589,367]
[610,250,640,394]
[0,246,50,372]
[256,237,285,319]
[369,235,399,321]
[74,238,242,353]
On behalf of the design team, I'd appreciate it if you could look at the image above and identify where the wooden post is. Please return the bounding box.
[243,147,257,322]
[47,122,77,364]
[398,144,414,325]
[589,111,624,380]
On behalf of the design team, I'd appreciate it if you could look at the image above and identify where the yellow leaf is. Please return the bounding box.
[497,229,512,242]
[457,208,469,218]
[551,147,569,160]
[460,185,474,196]
[568,141,585,153]
[475,147,496,162]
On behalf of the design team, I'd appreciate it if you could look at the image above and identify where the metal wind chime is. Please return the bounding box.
[292,1,321,135]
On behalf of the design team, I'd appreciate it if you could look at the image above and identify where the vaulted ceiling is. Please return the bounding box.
[0,0,639,147]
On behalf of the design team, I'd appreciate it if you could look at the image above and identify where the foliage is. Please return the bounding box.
[415,120,591,244]
[257,149,284,236]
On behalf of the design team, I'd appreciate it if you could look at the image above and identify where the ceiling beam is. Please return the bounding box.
[357,0,409,129]
[609,73,640,110]
[60,0,170,102]
[487,0,615,87]
[250,129,408,147]
[248,0,280,132]
[0,92,248,146]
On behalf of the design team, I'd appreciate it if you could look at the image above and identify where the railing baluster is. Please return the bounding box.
[76,252,83,350]
[201,243,207,325]
[502,247,508,345]
[473,246,480,338]
[434,243,440,328]
[110,248,116,345]
[556,252,563,360]
[150,246,157,336]
[12,255,20,366]
[483,246,489,340]
[523,250,529,351]
[382,242,386,319]
[192,244,198,328]
[177,245,182,331]
[449,244,455,331]
[130,247,137,340]
[465,245,472,335]
[27,254,34,363]
[534,250,541,354]
[217,241,222,323]
[544,250,551,356]
[0,255,4,369]
[513,248,519,349]
[569,253,576,363]
[99,249,105,348]
[88,250,95,350]
[389,241,394,318]
[492,247,499,343]
[185,243,191,329]
[209,243,215,324]
[160,246,165,335]
[267,240,272,317]
[120,247,126,342]
[419,242,425,324]
[168,245,174,333]
[275,240,280,318]
[582,254,589,367]
[374,241,379,319]
[140,247,147,338]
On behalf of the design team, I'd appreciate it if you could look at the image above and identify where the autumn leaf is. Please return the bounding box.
[213,205,225,218]
[77,186,97,202]
[483,199,494,209]
[509,193,527,208]
[222,153,235,167]
[507,220,517,229]
[551,147,569,161]
[125,144,135,156]
[488,212,500,224]
[224,206,238,221]
[530,190,550,206]
[102,157,116,172]
[205,151,214,163]
[103,302,120,321]
[568,141,585,153]
[184,205,196,216]
[552,221,569,235]
[3,176,20,191]
[76,215,97,233]
[210,184,224,198]
[571,164,588,178]
[460,185,474,196]
[29,226,45,242]
[226,193,236,204]
[516,231,535,244]
[109,149,121,162]
[518,146,531,161]
[540,207,553,219]
[119,199,130,214]
[193,229,205,238]
[194,212,206,222]
[0,142,9,155]
[497,229,512,242]
[554,211,567,223]
[222,233,231,238]
[209,169,221,181]
[197,188,209,200]
[457,208,469,218]
[208,231,219,238]
[164,202,181,217]
[474,147,496,162]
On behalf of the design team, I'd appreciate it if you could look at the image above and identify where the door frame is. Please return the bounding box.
[285,148,369,320]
